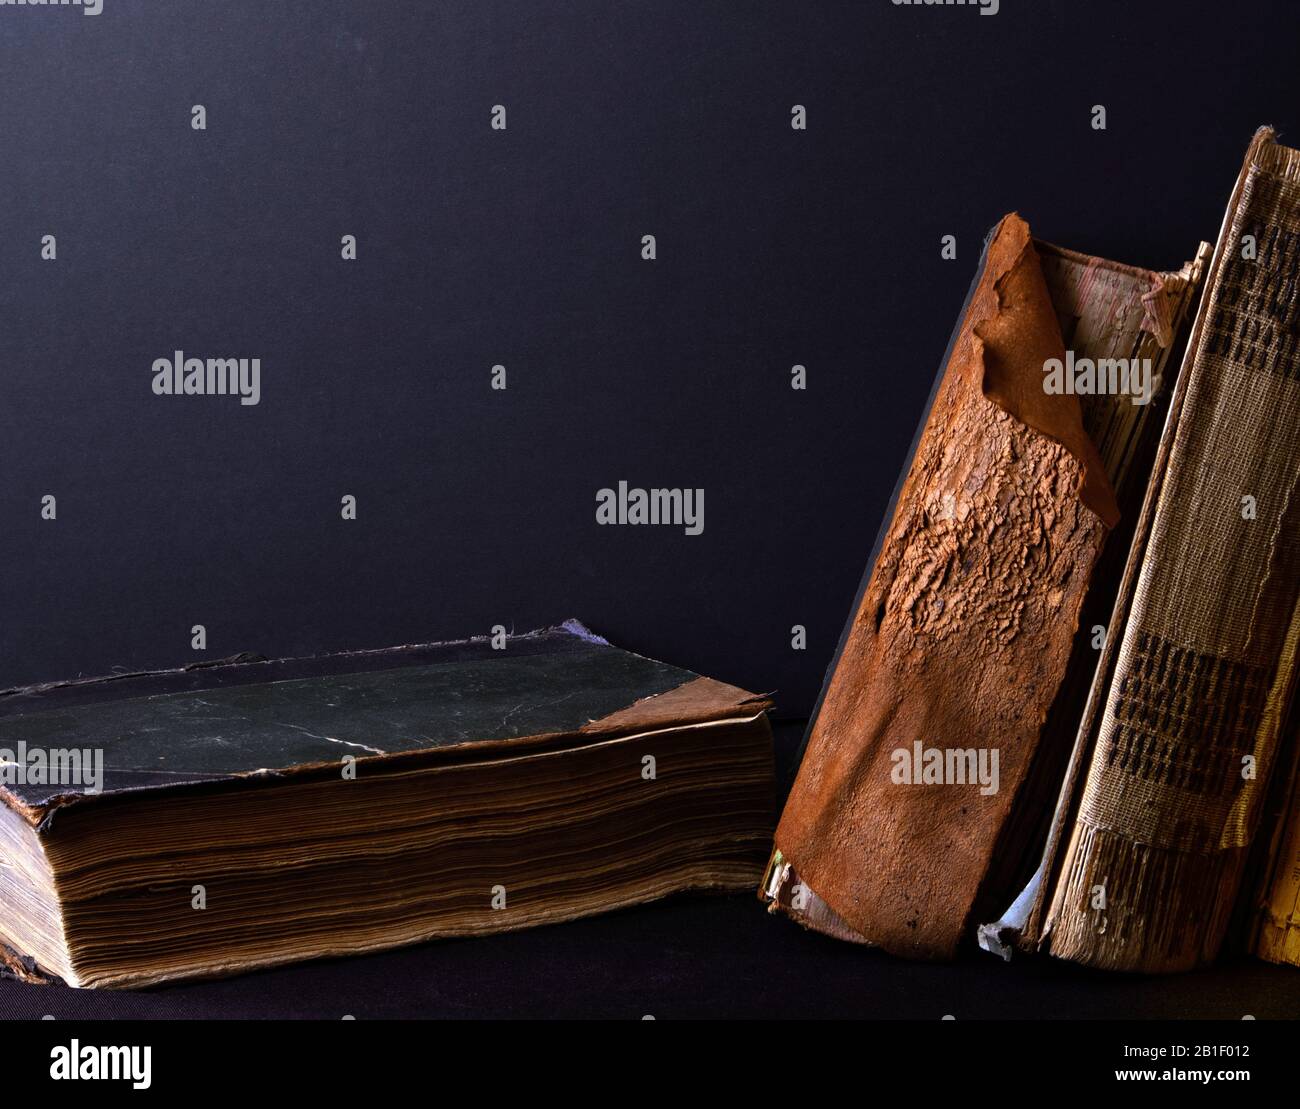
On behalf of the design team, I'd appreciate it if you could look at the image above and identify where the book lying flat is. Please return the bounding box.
[983,129,1300,973]
[763,213,1206,958]
[0,621,775,988]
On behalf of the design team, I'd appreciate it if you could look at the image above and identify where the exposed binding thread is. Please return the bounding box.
[1047,822,1245,972]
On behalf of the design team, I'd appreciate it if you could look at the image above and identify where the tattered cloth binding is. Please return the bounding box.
[983,128,1300,973]
[763,213,1206,959]
[0,621,774,987]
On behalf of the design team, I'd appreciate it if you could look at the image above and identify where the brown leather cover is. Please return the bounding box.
[774,214,1113,959]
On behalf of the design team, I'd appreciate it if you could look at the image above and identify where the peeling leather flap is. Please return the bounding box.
[975,214,1120,528]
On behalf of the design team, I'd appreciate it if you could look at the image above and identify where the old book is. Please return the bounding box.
[763,213,1206,958]
[0,621,774,988]
[983,128,1300,973]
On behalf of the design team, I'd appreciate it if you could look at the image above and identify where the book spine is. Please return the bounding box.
[1042,129,1300,973]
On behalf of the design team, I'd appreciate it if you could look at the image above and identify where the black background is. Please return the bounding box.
[5,0,1300,716]
[2,1,1300,1019]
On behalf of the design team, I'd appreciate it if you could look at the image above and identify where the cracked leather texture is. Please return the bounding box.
[774,215,1111,959]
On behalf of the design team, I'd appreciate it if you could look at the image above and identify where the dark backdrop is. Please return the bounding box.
[2,0,1298,718]
[3,0,1300,1025]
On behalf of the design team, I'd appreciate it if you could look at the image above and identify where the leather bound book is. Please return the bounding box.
[763,214,1206,959]
[985,129,1300,973]
[0,621,774,987]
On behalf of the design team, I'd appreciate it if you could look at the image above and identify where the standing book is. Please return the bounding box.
[763,211,1206,958]
[984,128,1300,973]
